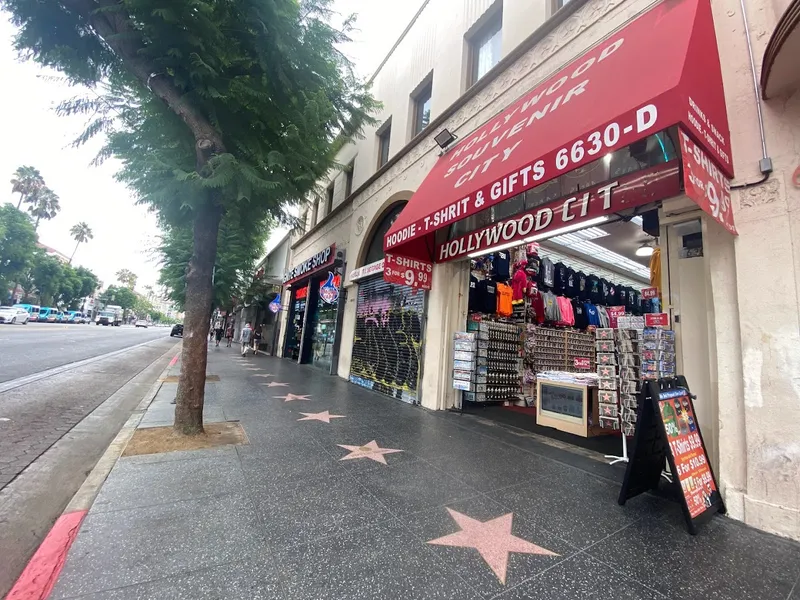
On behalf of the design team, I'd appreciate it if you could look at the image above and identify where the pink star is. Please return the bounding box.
[298,410,345,423]
[263,382,289,387]
[427,509,558,584]
[337,440,403,465]
[274,393,312,402]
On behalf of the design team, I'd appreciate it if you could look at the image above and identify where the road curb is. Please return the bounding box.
[3,343,181,600]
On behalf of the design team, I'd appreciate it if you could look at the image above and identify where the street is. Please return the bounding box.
[0,324,179,597]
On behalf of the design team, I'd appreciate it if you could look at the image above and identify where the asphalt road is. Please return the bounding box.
[0,324,180,596]
[0,322,174,382]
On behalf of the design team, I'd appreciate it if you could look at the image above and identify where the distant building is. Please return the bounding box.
[36,243,70,264]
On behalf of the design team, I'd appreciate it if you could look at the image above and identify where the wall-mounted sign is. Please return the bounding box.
[295,285,309,301]
[268,294,281,313]
[679,129,736,235]
[573,357,591,370]
[319,272,340,304]
[283,244,336,284]
[435,163,680,263]
[641,287,659,299]
[383,254,433,290]
[349,259,385,282]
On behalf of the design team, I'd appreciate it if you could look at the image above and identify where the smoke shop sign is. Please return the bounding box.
[283,245,335,284]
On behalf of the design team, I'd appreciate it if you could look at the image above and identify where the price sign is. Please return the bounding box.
[573,357,591,370]
[383,253,433,290]
[645,313,669,327]
[641,287,659,299]
[607,306,626,328]
[679,129,737,235]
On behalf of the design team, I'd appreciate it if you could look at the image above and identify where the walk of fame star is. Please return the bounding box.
[298,410,345,423]
[263,382,289,387]
[274,393,312,402]
[427,509,558,584]
[337,440,403,465]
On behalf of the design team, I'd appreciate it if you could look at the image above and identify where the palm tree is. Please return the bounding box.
[10,166,45,209]
[69,222,94,264]
[116,269,138,290]
[27,188,60,230]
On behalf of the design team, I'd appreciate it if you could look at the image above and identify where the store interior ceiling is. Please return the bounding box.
[541,215,653,286]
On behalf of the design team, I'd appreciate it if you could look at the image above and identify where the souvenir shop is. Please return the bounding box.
[282,244,345,374]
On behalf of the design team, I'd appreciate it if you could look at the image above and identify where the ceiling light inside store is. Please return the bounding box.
[467,239,521,259]
[635,241,655,257]
[630,215,644,226]
[547,237,652,280]
[524,216,609,244]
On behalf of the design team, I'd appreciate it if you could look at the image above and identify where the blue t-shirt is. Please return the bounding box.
[584,302,600,326]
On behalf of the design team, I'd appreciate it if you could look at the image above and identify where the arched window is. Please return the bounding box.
[363,202,407,265]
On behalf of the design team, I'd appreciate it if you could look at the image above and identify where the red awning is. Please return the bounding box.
[385,0,732,260]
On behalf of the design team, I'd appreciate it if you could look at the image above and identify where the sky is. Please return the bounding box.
[0,1,423,290]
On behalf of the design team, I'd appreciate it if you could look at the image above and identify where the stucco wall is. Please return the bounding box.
[288,0,800,539]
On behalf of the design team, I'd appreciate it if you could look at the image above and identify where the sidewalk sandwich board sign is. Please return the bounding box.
[618,376,725,534]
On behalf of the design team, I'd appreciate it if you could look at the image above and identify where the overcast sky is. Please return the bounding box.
[0,1,423,290]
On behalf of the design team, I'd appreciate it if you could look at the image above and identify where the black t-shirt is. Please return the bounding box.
[475,279,497,314]
[599,279,611,305]
[605,281,618,306]
[565,267,577,298]
[468,274,479,312]
[617,286,628,309]
[492,251,510,280]
[576,271,588,300]
[587,275,602,304]
[553,262,568,294]
[539,257,555,289]
[572,297,588,329]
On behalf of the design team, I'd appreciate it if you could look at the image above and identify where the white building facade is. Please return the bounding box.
[277,0,800,539]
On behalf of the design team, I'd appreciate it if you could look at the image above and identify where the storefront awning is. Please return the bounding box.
[761,0,800,99]
[385,0,733,261]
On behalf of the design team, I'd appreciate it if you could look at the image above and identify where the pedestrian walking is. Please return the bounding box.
[252,325,262,355]
[240,322,252,356]
[225,324,234,347]
[214,317,224,347]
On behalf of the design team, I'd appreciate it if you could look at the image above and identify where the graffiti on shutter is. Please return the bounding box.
[349,276,425,404]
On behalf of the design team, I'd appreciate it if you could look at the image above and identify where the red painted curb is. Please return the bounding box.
[168,354,179,367]
[5,510,87,600]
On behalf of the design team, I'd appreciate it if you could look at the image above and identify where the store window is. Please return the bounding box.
[447,131,678,241]
[411,78,433,137]
[309,273,341,373]
[468,8,503,87]
[377,120,392,168]
[325,184,334,217]
[363,202,407,265]
[552,0,571,11]
[344,159,355,198]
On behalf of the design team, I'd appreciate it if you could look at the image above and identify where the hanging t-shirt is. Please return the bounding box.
[617,287,628,309]
[572,298,588,329]
[597,306,610,328]
[543,291,561,322]
[530,288,546,324]
[475,279,497,314]
[576,271,589,300]
[565,268,577,298]
[600,279,611,305]
[587,275,602,304]
[496,283,513,316]
[493,251,511,280]
[539,257,555,289]
[605,282,618,306]
[511,269,527,302]
[526,254,541,277]
[584,302,600,327]
[553,262,569,294]
[468,274,479,312]
[556,296,574,326]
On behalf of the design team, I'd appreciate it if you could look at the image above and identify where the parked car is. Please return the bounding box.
[65,310,82,323]
[135,320,148,328]
[170,323,183,337]
[13,304,40,321]
[0,306,29,324]
[55,311,66,323]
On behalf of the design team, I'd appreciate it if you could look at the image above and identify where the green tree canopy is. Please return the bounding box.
[10,166,44,210]
[69,221,93,263]
[115,268,138,290]
[3,0,378,435]
[0,204,37,302]
[30,252,64,306]
[98,285,137,311]
[27,187,60,230]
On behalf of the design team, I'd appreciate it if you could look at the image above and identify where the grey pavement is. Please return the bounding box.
[50,347,800,600]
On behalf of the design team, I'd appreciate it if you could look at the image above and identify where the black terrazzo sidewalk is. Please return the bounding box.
[49,347,800,600]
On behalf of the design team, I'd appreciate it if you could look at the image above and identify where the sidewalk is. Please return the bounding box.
[46,347,800,600]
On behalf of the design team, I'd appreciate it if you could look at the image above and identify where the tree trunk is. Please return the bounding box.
[69,240,80,264]
[16,194,23,210]
[173,201,223,435]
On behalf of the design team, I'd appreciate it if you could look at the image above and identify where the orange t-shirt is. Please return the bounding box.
[496,283,513,317]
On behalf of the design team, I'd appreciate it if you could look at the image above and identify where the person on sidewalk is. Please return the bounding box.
[252,325,262,355]
[214,318,224,347]
[225,323,234,347]
[240,322,252,356]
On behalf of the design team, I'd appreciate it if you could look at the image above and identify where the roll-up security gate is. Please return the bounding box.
[349,275,425,404]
